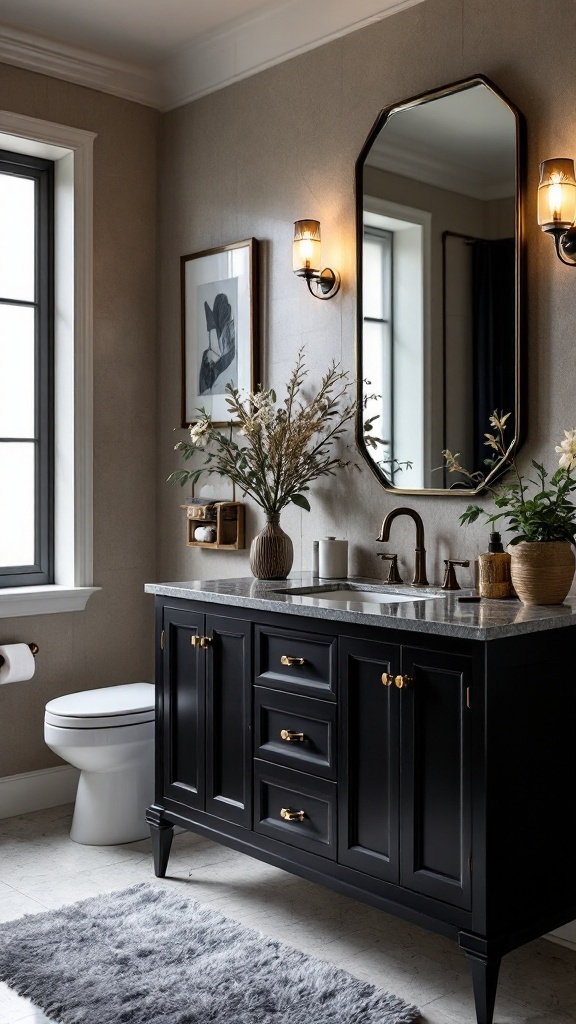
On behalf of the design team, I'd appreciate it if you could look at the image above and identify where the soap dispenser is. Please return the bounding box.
[478,531,513,599]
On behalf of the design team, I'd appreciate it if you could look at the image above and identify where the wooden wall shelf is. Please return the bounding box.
[182,501,245,550]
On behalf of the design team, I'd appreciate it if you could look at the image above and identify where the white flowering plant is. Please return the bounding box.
[169,349,356,516]
[444,412,576,544]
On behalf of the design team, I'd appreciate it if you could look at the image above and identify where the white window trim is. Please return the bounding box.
[0,111,100,618]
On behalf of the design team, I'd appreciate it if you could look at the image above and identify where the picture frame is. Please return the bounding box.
[180,238,259,427]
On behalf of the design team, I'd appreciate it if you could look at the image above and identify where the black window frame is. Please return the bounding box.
[0,148,54,588]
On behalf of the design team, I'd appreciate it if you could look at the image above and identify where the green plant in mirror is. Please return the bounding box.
[443,412,576,544]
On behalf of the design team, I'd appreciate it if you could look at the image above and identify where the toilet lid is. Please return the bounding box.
[45,682,155,729]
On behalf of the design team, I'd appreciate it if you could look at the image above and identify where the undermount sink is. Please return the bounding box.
[273,583,444,605]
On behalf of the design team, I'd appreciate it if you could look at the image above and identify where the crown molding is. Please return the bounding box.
[0,0,426,111]
[0,24,161,108]
[159,0,426,111]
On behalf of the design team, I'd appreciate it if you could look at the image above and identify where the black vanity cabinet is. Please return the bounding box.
[153,602,252,840]
[339,636,472,911]
[147,594,576,1024]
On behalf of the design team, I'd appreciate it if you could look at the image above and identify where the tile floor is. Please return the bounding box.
[1,804,576,1023]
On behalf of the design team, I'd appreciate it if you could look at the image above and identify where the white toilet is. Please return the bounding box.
[44,682,155,846]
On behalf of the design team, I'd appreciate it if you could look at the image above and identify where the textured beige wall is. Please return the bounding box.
[0,65,159,776]
[158,0,576,596]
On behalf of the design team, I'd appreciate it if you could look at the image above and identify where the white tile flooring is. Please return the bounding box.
[1,804,576,1024]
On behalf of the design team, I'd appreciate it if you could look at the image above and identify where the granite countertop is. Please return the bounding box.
[144,573,576,641]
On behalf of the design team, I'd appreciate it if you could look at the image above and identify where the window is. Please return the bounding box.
[363,225,394,476]
[0,149,54,587]
[0,112,98,617]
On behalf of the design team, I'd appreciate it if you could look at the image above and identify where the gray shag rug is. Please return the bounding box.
[0,882,420,1024]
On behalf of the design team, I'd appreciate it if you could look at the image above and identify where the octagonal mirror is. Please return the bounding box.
[355,75,525,494]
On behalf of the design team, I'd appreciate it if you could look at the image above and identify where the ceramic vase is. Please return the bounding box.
[250,514,293,580]
[509,540,575,606]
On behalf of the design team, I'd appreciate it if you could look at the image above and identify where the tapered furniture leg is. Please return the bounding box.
[464,950,501,1024]
[146,805,174,877]
[149,822,174,877]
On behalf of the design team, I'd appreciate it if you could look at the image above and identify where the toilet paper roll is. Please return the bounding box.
[318,538,348,579]
[0,643,36,685]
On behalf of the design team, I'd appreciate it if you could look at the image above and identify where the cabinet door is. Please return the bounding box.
[161,605,205,811]
[205,614,252,827]
[399,646,472,910]
[338,636,401,882]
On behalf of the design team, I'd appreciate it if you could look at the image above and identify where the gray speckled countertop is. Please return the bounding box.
[144,573,576,641]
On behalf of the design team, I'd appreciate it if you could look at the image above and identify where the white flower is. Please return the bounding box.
[255,403,274,425]
[555,429,576,471]
[189,420,209,445]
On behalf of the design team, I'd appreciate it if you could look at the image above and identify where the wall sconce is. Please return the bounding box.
[292,220,341,299]
[538,158,576,265]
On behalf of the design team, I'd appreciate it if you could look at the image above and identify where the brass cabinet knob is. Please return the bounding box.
[395,674,412,689]
[280,729,305,742]
[280,807,306,822]
[280,655,306,667]
[381,672,394,686]
[191,635,211,649]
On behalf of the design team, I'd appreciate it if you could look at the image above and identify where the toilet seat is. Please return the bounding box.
[45,682,155,729]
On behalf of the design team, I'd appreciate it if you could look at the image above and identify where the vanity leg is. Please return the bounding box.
[464,949,501,1024]
[149,822,174,877]
[146,805,174,877]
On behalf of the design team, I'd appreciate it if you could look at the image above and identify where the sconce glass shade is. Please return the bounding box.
[538,158,576,231]
[293,219,321,275]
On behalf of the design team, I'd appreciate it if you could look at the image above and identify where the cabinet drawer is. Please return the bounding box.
[254,762,336,860]
[255,687,336,780]
[255,624,337,698]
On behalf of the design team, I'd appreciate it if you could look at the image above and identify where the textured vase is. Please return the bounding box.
[509,540,575,606]
[250,514,293,580]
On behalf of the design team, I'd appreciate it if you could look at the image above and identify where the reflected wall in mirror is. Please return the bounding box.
[356,75,525,494]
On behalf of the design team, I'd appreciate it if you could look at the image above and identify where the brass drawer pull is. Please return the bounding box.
[395,674,413,689]
[280,655,306,667]
[381,673,393,686]
[280,807,306,822]
[280,729,305,742]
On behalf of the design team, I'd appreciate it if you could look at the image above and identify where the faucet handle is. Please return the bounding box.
[442,558,470,591]
[377,552,404,584]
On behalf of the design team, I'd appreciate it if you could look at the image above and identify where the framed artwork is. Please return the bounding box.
[180,238,259,426]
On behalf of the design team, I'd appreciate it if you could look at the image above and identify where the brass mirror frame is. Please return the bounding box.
[355,74,526,495]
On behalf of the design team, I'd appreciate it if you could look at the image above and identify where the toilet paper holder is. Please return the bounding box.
[0,642,39,667]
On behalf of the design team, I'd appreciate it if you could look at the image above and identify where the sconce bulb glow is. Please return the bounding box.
[293,219,321,274]
[292,218,341,298]
[538,158,576,231]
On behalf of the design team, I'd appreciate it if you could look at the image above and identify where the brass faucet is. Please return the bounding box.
[377,507,429,587]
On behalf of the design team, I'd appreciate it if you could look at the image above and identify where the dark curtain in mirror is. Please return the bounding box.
[471,237,515,471]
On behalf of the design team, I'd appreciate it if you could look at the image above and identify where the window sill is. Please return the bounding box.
[0,585,100,619]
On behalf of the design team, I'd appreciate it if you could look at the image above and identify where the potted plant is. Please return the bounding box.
[443,412,576,605]
[169,349,356,580]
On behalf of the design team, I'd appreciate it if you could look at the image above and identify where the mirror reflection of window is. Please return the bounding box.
[363,227,393,477]
[363,203,428,488]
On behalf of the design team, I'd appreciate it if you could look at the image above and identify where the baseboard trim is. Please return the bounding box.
[0,765,79,819]
[545,929,576,951]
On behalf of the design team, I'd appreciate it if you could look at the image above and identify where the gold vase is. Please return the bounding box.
[249,514,294,580]
[509,540,575,606]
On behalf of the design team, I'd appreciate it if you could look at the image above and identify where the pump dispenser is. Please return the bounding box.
[478,531,513,598]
